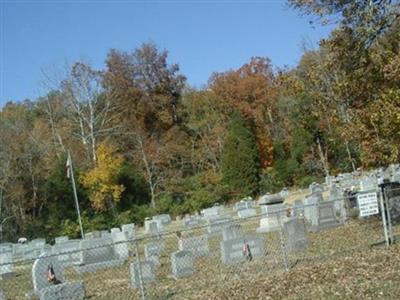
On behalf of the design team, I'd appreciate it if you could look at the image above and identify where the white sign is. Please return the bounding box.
[357,192,379,217]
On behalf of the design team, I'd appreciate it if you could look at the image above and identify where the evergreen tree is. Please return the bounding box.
[221,112,260,197]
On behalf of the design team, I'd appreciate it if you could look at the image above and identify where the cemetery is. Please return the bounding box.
[1,166,400,299]
[3,0,400,298]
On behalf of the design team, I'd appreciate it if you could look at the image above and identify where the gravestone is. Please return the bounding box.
[258,193,284,205]
[360,177,376,192]
[111,231,129,261]
[222,224,243,241]
[121,223,135,240]
[13,243,47,261]
[207,216,232,235]
[85,231,101,239]
[280,187,290,198]
[178,235,209,258]
[309,183,324,194]
[0,252,14,278]
[130,261,155,288]
[283,218,308,252]
[0,243,12,254]
[257,203,286,233]
[256,216,281,233]
[52,240,81,267]
[260,203,286,215]
[153,214,171,225]
[84,232,94,239]
[234,200,252,212]
[110,228,121,234]
[171,250,194,279]
[303,195,320,227]
[316,202,338,231]
[201,205,225,219]
[54,236,69,244]
[74,238,123,274]
[144,241,164,268]
[237,208,257,219]
[391,172,400,184]
[330,185,348,223]
[184,215,203,227]
[31,239,46,247]
[144,219,162,235]
[221,235,265,265]
[32,253,85,300]
[292,200,304,217]
[100,230,111,239]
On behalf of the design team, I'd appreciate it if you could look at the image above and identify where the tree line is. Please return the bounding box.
[0,1,399,242]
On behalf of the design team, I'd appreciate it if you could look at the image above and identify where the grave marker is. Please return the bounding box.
[220,235,265,265]
[283,218,308,252]
[237,208,257,219]
[178,235,209,258]
[222,224,243,241]
[0,252,13,278]
[74,238,123,274]
[171,250,194,279]
[32,253,85,300]
[130,261,155,288]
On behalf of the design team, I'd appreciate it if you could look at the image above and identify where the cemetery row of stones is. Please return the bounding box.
[1,164,400,299]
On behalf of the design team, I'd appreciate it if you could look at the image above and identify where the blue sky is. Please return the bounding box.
[0,0,334,106]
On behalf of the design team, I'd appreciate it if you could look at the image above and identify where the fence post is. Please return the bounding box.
[277,212,289,271]
[383,188,394,244]
[134,238,146,300]
[379,189,390,246]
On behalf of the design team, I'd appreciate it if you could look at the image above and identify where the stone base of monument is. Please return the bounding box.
[36,282,85,300]
[74,259,124,274]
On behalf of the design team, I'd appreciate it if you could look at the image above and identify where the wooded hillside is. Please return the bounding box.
[1,1,399,242]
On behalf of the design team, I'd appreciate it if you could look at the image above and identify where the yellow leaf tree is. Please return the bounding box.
[80,143,125,212]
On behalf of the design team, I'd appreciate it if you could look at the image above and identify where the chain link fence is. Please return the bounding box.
[0,194,392,300]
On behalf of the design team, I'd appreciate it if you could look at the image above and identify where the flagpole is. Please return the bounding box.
[67,150,85,239]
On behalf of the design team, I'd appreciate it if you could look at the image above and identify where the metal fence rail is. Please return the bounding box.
[0,196,391,300]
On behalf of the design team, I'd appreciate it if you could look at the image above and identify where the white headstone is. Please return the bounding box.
[303,195,319,226]
[237,208,257,219]
[144,241,164,268]
[220,235,265,265]
[222,224,243,241]
[144,220,162,235]
[0,252,13,277]
[130,261,155,288]
[171,250,194,279]
[110,228,121,234]
[178,235,209,258]
[152,214,171,225]
[283,218,308,252]
[32,253,65,292]
[52,240,81,267]
[317,202,338,230]
[121,223,135,240]
[207,216,232,234]
[32,253,85,300]
[111,231,129,260]
[54,236,69,244]
[79,237,117,265]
